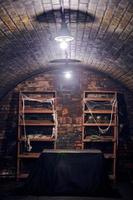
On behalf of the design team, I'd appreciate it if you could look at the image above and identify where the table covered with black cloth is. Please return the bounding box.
[21,149,109,195]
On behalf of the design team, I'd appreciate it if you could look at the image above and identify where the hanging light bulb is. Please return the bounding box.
[54,1,74,50]
[59,40,68,50]
[55,22,74,50]
[55,22,74,42]
[64,71,72,79]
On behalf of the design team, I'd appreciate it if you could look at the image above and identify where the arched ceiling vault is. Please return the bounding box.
[0,0,133,98]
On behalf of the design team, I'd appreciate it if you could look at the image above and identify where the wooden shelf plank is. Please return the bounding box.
[20,108,54,113]
[84,90,116,94]
[84,97,114,101]
[18,137,56,142]
[84,110,116,114]
[83,123,116,126]
[83,137,115,142]
[19,120,55,126]
[21,91,56,94]
[18,153,40,158]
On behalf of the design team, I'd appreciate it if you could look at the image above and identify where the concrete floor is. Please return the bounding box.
[0,181,133,200]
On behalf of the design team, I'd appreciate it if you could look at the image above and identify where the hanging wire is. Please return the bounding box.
[20,92,57,151]
[60,0,65,22]
[84,97,117,135]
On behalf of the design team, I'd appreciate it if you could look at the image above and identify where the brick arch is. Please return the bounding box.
[0,63,130,100]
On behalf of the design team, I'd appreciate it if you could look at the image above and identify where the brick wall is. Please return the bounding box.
[0,68,132,175]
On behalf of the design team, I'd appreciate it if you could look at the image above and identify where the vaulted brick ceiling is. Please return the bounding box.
[0,0,133,98]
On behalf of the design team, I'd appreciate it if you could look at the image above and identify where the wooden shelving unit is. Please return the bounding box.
[17,91,57,179]
[82,91,118,180]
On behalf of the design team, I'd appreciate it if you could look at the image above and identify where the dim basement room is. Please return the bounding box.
[0,0,133,200]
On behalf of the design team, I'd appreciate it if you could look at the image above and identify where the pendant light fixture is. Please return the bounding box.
[54,1,74,49]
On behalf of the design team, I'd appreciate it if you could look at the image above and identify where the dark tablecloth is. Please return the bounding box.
[22,150,108,195]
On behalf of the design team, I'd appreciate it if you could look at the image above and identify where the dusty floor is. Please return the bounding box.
[0,180,133,200]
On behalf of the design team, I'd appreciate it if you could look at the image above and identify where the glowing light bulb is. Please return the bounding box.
[59,41,68,50]
[64,71,72,79]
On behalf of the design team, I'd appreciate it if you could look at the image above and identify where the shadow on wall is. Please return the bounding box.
[0,92,18,174]
[118,93,130,141]
[35,9,96,23]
